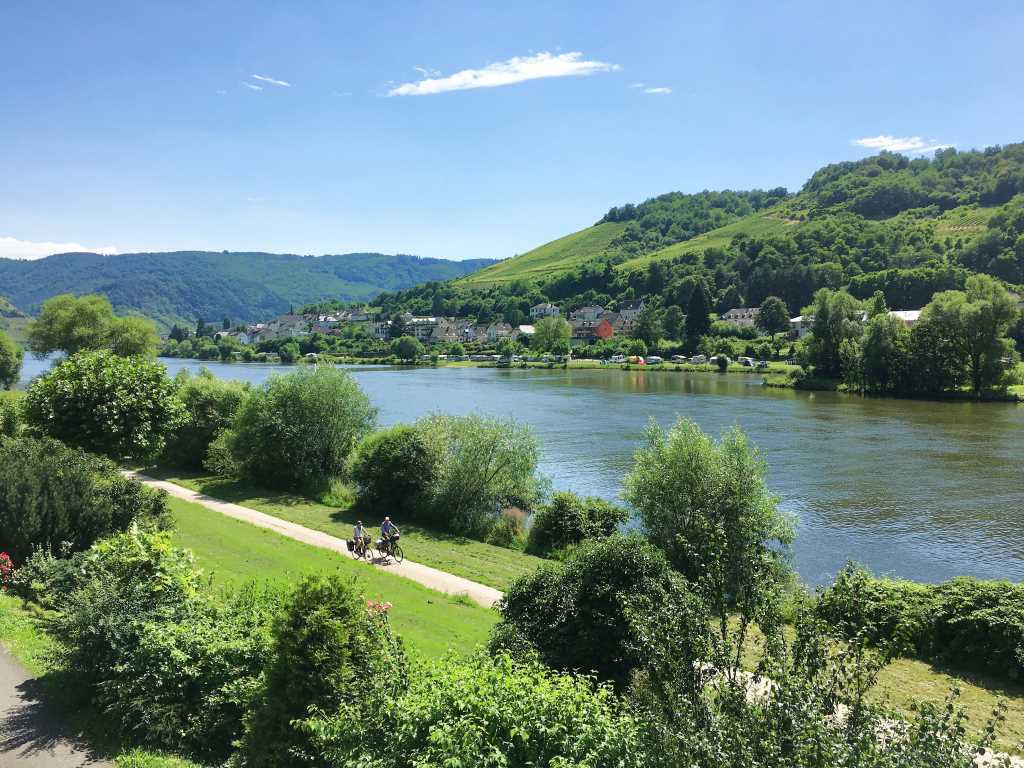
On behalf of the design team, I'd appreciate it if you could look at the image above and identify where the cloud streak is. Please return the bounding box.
[852,135,952,154]
[389,51,619,96]
[644,86,671,95]
[252,74,291,87]
[0,236,119,261]
[242,82,263,91]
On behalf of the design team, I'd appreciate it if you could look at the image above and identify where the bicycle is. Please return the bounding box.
[350,536,374,562]
[377,535,404,564]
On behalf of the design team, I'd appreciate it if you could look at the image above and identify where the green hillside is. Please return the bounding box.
[461,221,627,286]
[0,251,496,330]
[0,296,29,344]
[375,142,1024,326]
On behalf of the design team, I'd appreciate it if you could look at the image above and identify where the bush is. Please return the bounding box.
[525,490,628,556]
[816,562,1024,680]
[243,574,406,768]
[0,436,170,563]
[0,396,20,436]
[37,530,276,763]
[491,534,706,690]
[162,368,248,469]
[23,350,185,461]
[348,424,437,521]
[306,653,645,768]
[417,413,545,539]
[226,366,377,491]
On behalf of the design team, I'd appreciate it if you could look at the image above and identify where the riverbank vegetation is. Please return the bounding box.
[4,337,1024,765]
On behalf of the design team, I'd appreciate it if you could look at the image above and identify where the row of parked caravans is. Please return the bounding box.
[603,354,771,368]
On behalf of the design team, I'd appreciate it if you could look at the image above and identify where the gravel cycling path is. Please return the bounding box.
[126,472,504,608]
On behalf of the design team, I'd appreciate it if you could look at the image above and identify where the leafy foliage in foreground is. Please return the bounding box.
[0,436,169,563]
[524,490,629,556]
[161,368,248,469]
[23,350,186,460]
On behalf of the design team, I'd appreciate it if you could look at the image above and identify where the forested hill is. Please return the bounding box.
[379,142,1024,323]
[0,251,496,328]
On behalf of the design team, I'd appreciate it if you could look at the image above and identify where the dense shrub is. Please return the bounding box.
[491,534,706,689]
[348,424,438,521]
[0,436,169,563]
[816,562,1024,680]
[418,413,545,539]
[162,368,248,469]
[226,366,377,491]
[243,574,407,768]
[0,330,22,390]
[0,396,20,436]
[23,350,185,461]
[307,653,645,768]
[524,490,628,556]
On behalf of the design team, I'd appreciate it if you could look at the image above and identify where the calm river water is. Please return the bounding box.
[17,356,1024,585]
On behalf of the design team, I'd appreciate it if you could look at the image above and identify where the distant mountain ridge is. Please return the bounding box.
[0,250,496,328]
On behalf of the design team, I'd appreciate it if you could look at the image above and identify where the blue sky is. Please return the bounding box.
[1,0,1022,261]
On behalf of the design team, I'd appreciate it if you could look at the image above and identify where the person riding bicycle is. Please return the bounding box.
[353,520,367,555]
[380,516,400,544]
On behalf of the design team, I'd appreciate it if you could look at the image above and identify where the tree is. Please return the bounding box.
[922,275,1020,394]
[532,316,571,354]
[633,305,663,346]
[861,312,910,393]
[108,316,160,357]
[866,289,889,318]
[757,296,790,339]
[169,324,188,342]
[26,293,116,355]
[0,330,23,389]
[226,367,376,491]
[662,305,685,341]
[805,289,863,377]
[496,336,520,359]
[524,491,629,556]
[684,282,711,347]
[0,436,170,563]
[348,425,438,522]
[162,368,249,469]
[491,534,707,690]
[417,414,543,539]
[623,418,794,652]
[390,335,424,361]
[278,341,300,363]
[23,350,186,461]
[243,574,406,768]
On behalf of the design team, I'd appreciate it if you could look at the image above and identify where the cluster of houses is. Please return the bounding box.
[208,296,941,348]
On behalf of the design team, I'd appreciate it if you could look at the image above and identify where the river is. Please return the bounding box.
[16,355,1024,586]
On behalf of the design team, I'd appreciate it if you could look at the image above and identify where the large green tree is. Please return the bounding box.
[226,366,377,491]
[27,293,159,357]
[922,274,1019,394]
[0,329,23,389]
[804,289,863,377]
[757,295,790,339]
[623,418,794,652]
[27,293,116,355]
[684,282,711,346]
[662,305,685,341]
[23,350,186,461]
[390,335,424,361]
[531,316,571,354]
[861,312,911,393]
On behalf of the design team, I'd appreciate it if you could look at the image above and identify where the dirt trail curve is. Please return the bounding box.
[126,473,504,608]
[0,650,110,768]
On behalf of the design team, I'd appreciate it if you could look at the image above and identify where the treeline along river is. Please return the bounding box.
[18,356,1024,585]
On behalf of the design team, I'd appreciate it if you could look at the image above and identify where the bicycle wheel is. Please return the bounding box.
[363,546,375,562]
[350,544,362,559]
[392,544,404,564]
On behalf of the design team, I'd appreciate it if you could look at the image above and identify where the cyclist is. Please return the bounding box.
[380,520,399,548]
[353,520,368,556]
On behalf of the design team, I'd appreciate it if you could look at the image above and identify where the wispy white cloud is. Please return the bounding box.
[629,82,645,88]
[215,89,227,95]
[241,81,263,91]
[413,65,441,78]
[851,135,952,154]
[643,86,671,95]
[0,236,119,261]
[388,51,619,96]
[252,74,291,87]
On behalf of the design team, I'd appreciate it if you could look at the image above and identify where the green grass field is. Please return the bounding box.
[168,496,499,658]
[617,210,796,272]
[459,221,627,286]
[153,471,544,592]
